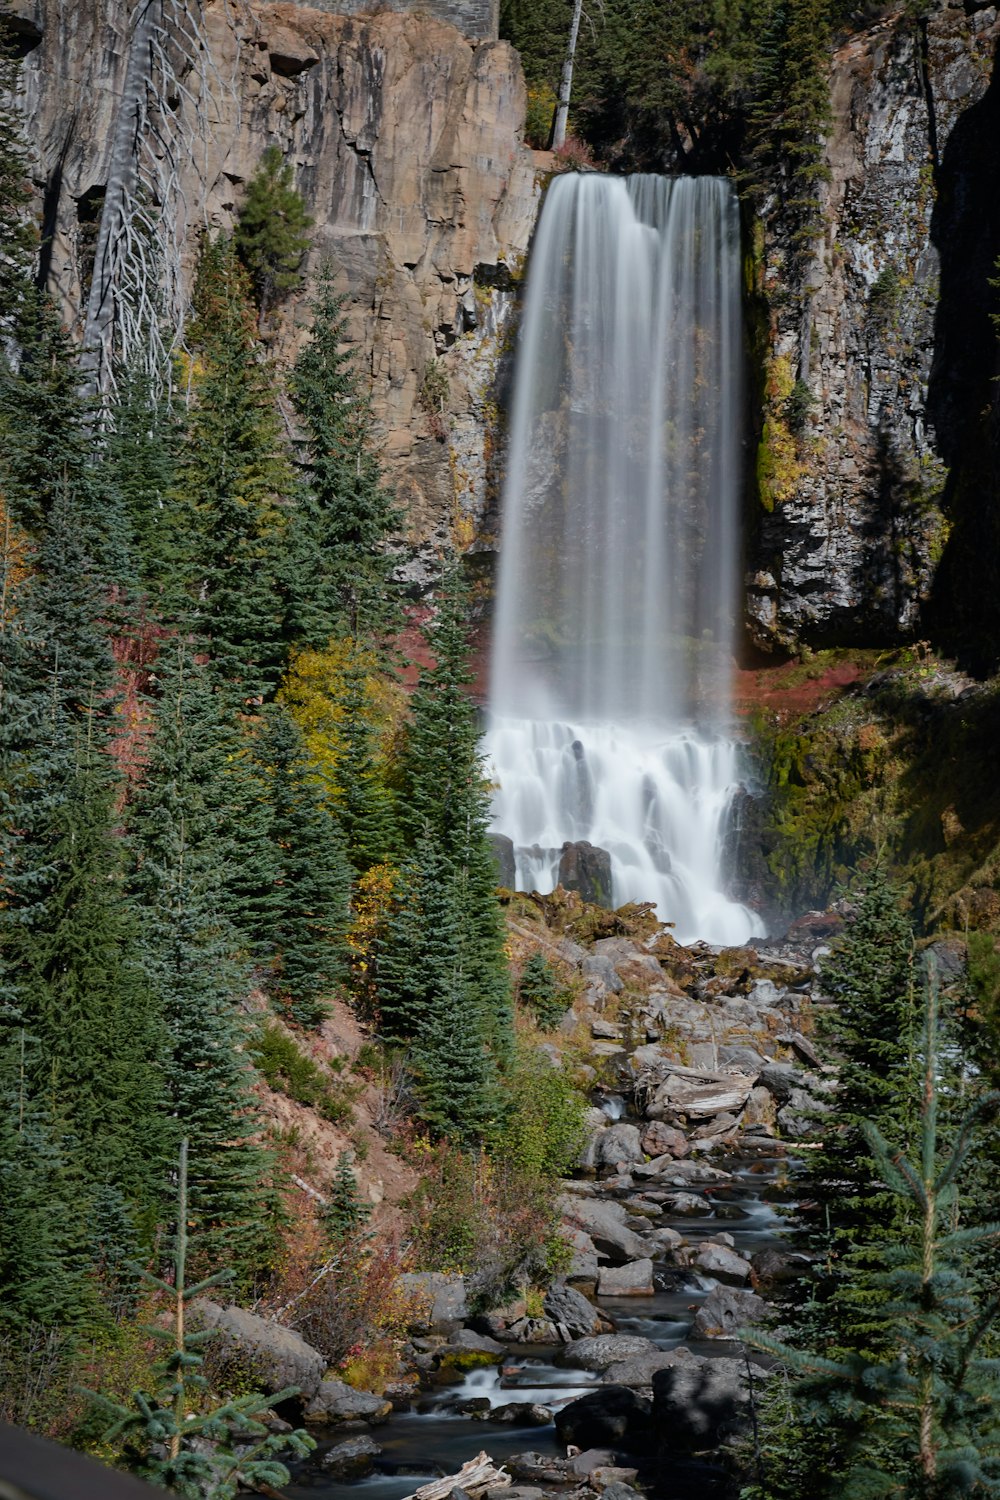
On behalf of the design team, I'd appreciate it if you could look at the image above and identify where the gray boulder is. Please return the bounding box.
[555,1386,652,1447]
[602,1350,685,1387]
[544,1281,601,1338]
[320,1436,383,1477]
[196,1300,325,1400]
[690,1286,767,1340]
[488,1402,552,1426]
[652,1355,766,1451]
[560,1194,653,1263]
[640,1121,689,1158]
[594,1122,644,1168]
[597,1259,654,1296]
[694,1243,751,1285]
[398,1272,468,1333]
[304,1377,393,1426]
[562,1334,660,1371]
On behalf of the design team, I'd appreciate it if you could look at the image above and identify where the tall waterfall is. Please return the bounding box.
[485,173,763,946]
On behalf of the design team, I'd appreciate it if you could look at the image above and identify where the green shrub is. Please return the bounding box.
[251,1022,359,1123]
[497,1040,586,1179]
[518,952,572,1030]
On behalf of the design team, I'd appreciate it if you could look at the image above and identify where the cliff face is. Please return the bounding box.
[746,2,1000,660]
[16,0,539,559]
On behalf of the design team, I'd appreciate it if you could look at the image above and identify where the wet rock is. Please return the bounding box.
[690,1286,767,1340]
[562,1334,661,1371]
[661,1192,711,1216]
[567,1449,618,1476]
[399,1273,469,1333]
[195,1300,325,1400]
[320,1435,383,1477]
[489,1402,552,1425]
[558,841,613,907]
[555,1386,653,1448]
[488,833,516,888]
[597,1259,654,1296]
[694,1243,751,1285]
[304,1377,393,1426]
[544,1281,601,1339]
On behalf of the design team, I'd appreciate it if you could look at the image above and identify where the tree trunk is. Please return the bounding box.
[549,0,584,151]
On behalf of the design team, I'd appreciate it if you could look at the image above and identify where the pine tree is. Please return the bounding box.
[397,562,513,1062]
[172,235,296,696]
[328,655,398,876]
[747,971,1000,1500]
[287,275,401,642]
[260,703,352,1027]
[89,1139,315,1499]
[233,147,312,321]
[132,639,274,1276]
[322,1152,371,1245]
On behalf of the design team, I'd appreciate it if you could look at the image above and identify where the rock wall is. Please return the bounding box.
[746,1,1000,657]
[289,0,500,43]
[15,0,540,559]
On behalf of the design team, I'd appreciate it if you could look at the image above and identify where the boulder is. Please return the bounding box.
[662,1192,711,1216]
[488,833,517,888]
[506,1317,561,1344]
[558,841,613,907]
[488,1402,552,1426]
[594,1122,644,1168]
[320,1435,383,1477]
[652,1356,766,1451]
[750,1247,809,1290]
[398,1272,468,1333]
[690,1286,767,1340]
[755,1064,800,1104]
[562,1226,600,1286]
[640,1122,689,1158]
[567,1449,618,1476]
[543,1281,601,1339]
[742,1085,777,1130]
[694,1244,751,1285]
[447,1329,507,1354]
[778,1087,831,1137]
[196,1300,325,1400]
[562,1334,660,1371]
[602,1350,685,1387]
[560,1195,653,1264]
[554,1386,652,1448]
[597,1260,654,1296]
[581,953,624,996]
[506,1454,577,1484]
[304,1377,393,1426]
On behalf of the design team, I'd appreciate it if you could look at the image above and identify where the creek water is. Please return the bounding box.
[286,1150,793,1500]
[484,173,763,947]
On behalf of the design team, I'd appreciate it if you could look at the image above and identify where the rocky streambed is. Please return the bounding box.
[204,908,839,1500]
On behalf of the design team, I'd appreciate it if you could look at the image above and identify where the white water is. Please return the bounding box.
[485,173,763,946]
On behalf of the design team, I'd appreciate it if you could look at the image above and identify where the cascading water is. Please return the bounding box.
[485,173,764,946]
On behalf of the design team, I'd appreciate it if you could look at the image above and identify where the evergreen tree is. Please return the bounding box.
[171,235,296,695]
[104,369,178,593]
[260,703,352,1027]
[748,972,1000,1500]
[328,654,398,876]
[322,1152,371,1245]
[132,639,274,1275]
[233,147,312,320]
[287,276,401,641]
[397,562,512,1061]
[90,1139,315,1499]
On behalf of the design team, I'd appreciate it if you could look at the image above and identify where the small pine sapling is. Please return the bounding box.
[88,1139,315,1500]
[322,1151,371,1245]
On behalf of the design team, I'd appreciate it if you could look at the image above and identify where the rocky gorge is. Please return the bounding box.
[194,894,847,1499]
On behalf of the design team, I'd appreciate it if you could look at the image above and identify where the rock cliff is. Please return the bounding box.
[14,0,539,559]
[746,2,1000,660]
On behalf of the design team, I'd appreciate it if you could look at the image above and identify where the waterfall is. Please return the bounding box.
[484,173,764,946]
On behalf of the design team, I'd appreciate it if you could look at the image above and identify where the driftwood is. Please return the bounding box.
[403,1452,511,1500]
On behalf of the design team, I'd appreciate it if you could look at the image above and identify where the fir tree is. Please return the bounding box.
[260,704,352,1027]
[328,654,398,876]
[287,276,401,642]
[172,235,296,696]
[747,971,1000,1500]
[233,147,312,320]
[132,639,274,1275]
[322,1152,371,1245]
[90,1139,314,1499]
[396,561,513,1062]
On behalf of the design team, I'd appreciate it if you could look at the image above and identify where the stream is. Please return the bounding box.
[286,1148,795,1500]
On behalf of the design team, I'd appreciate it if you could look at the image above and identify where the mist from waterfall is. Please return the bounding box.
[485,173,763,946]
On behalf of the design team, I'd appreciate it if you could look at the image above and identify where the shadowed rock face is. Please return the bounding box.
[288,0,500,43]
[19,1,539,557]
[746,5,1000,656]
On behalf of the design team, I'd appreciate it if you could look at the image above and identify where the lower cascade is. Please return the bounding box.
[486,172,763,945]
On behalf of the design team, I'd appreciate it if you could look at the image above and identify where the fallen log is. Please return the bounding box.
[403,1452,511,1500]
